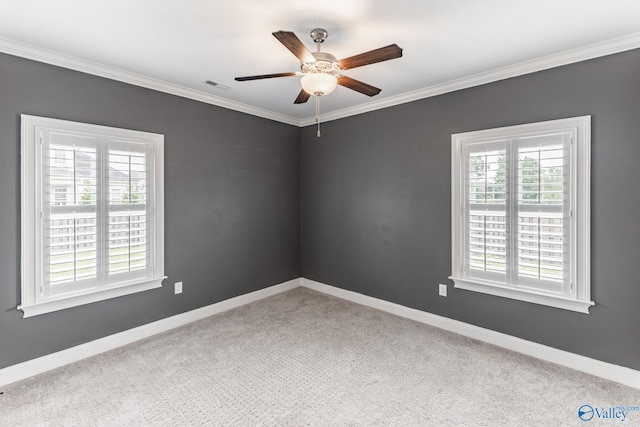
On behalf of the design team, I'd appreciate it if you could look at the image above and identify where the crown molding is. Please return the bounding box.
[0,37,301,127]
[299,31,640,127]
[2,32,640,129]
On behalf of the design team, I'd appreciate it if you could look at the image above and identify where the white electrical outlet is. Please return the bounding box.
[175,282,183,294]
[439,283,447,297]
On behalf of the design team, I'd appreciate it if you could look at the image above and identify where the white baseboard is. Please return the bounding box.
[0,277,301,387]
[300,278,640,390]
[3,276,638,391]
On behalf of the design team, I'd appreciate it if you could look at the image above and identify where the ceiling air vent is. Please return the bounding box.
[205,80,231,91]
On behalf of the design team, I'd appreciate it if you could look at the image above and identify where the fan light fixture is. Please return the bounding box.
[300,73,337,96]
[301,72,337,137]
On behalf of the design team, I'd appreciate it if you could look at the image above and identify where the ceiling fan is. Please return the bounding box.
[235,28,403,136]
[235,29,403,103]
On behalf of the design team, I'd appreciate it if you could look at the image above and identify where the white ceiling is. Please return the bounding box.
[1,0,640,125]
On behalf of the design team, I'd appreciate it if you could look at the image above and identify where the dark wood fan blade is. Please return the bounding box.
[294,89,311,104]
[337,76,381,97]
[338,44,403,70]
[272,31,315,63]
[235,72,296,81]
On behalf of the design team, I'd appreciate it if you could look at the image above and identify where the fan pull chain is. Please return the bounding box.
[316,94,321,137]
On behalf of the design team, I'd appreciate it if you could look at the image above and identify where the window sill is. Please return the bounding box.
[449,276,594,314]
[18,277,166,318]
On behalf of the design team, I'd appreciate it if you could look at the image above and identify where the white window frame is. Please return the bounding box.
[20,115,165,318]
[450,116,593,313]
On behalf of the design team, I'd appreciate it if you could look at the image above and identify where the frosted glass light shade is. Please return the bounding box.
[301,73,337,96]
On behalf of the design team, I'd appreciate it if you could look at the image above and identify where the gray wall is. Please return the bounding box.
[0,53,301,369]
[301,48,640,370]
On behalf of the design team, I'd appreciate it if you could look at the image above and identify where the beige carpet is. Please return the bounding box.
[1,287,638,426]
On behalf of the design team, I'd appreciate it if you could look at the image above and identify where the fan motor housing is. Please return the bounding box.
[302,52,341,75]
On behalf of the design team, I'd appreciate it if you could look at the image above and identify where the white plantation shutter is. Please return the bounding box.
[107,142,152,279]
[21,115,165,317]
[514,137,569,292]
[451,116,592,313]
[465,142,508,281]
[462,135,570,294]
[43,131,100,298]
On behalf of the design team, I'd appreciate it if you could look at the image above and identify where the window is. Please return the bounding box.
[20,115,165,317]
[450,116,592,313]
